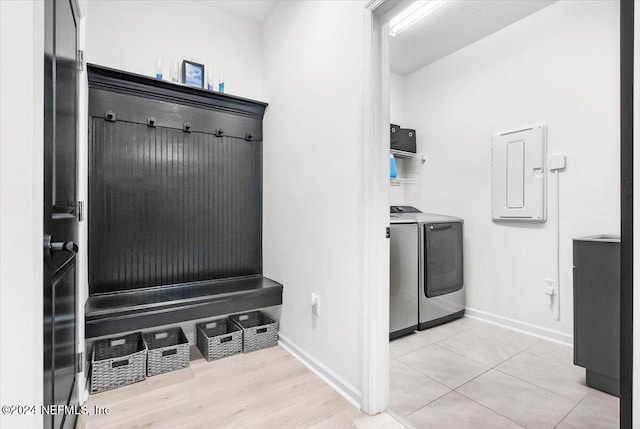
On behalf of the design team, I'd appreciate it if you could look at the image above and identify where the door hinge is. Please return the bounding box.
[77,50,84,71]
[76,352,83,373]
[77,201,85,222]
[386,227,390,239]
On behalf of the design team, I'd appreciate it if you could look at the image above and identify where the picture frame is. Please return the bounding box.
[181,60,205,89]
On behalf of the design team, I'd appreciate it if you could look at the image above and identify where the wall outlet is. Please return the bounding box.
[310,292,319,317]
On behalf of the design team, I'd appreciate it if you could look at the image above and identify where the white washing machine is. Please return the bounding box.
[391,206,465,330]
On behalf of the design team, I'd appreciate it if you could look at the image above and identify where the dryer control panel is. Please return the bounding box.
[390,206,422,214]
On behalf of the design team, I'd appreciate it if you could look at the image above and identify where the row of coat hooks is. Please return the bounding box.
[103,110,254,141]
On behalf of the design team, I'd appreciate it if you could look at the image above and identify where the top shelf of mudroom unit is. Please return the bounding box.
[87,64,268,120]
[391,149,426,162]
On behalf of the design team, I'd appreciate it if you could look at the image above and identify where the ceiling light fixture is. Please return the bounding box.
[389,0,446,37]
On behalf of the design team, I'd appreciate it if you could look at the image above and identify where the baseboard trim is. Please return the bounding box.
[278,333,362,409]
[465,307,573,345]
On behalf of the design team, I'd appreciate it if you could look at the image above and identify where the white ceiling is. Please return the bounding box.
[390,0,557,76]
[206,0,279,22]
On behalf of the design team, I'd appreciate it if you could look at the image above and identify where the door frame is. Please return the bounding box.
[361,0,390,414]
[624,1,634,427]
[362,0,635,424]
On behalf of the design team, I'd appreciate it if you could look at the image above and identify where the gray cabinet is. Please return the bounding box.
[573,235,620,396]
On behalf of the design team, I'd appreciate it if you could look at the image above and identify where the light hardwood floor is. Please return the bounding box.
[78,345,406,429]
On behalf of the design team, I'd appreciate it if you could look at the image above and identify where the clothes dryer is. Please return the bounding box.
[391,206,465,330]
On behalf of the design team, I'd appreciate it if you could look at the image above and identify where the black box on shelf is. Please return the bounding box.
[390,125,416,153]
[390,124,400,147]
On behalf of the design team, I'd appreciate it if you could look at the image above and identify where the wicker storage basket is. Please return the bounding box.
[229,311,279,353]
[90,333,147,394]
[196,318,243,362]
[142,327,190,376]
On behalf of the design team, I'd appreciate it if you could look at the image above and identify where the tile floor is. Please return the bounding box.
[388,317,619,429]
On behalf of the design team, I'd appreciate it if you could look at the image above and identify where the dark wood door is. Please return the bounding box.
[44,1,79,428]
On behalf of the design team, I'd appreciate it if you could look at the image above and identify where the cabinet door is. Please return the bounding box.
[573,240,620,378]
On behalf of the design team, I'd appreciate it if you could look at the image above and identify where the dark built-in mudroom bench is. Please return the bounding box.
[85,275,282,338]
[86,65,281,338]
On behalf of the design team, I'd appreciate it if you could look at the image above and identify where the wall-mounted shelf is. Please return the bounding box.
[390,177,419,185]
[390,149,425,184]
[391,149,426,163]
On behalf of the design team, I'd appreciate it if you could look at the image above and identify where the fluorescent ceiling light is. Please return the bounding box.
[389,0,445,37]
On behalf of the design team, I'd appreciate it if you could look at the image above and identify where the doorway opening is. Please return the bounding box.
[363,0,631,426]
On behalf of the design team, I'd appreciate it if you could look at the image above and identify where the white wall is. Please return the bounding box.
[402,0,619,339]
[85,0,264,100]
[390,72,406,205]
[390,72,404,125]
[261,0,366,402]
[0,1,44,428]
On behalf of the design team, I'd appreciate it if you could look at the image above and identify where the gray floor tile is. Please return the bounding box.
[414,323,461,344]
[390,333,429,358]
[398,344,490,389]
[470,323,537,350]
[447,316,485,332]
[384,410,416,429]
[388,360,450,417]
[405,391,524,429]
[437,330,522,367]
[390,320,611,429]
[414,317,481,343]
[556,389,620,429]
[457,370,576,428]
[496,352,589,402]
[525,338,574,365]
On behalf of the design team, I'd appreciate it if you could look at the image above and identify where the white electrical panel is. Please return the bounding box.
[492,125,547,222]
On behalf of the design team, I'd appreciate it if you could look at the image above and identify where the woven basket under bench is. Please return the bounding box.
[229,311,279,353]
[90,333,147,394]
[196,318,243,362]
[142,327,190,376]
